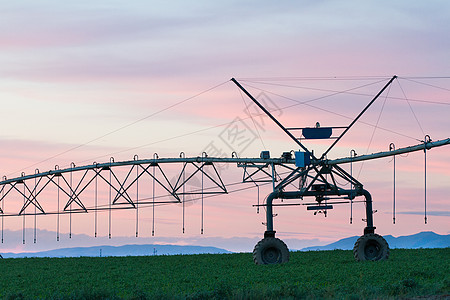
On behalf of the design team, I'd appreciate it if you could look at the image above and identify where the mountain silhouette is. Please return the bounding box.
[2,244,231,258]
[301,231,449,251]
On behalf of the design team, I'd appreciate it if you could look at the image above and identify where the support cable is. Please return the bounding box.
[238,75,396,81]
[9,81,229,176]
[357,81,393,179]
[79,80,432,166]
[240,77,450,106]
[400,77,450,92]
[238,88,267,150]
[232,78,314,158]
[396,80,426,136]
[241,78,388,102]
[239,78,420,145]
[237,76,399,159]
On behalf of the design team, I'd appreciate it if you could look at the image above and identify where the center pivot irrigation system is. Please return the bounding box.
[0,76,449,264]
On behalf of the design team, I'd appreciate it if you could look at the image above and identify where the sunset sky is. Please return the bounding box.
[0,1,449,252]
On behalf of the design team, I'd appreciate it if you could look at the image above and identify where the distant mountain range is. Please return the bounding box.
[301,231,449,251]
[1,231,447,258]
[2,244,231,258]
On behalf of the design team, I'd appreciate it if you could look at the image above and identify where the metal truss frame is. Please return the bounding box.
[0,156,289,217]
[0,76,449,263]
[231,77,450,240]
[0,137,448,218]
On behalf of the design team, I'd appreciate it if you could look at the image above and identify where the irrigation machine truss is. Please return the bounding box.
[0,76,449,264]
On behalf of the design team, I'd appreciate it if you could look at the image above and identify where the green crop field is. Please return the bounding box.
[0,248,448,299]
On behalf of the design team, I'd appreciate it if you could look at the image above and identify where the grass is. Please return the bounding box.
[0,248,448,299]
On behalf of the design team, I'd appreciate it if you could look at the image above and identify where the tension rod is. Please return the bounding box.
[1,178,4,243]
[70,162,75,239]
[180,152,186,234]
[350,149,357,224]
[152,153,158,236]
[424,135,431,224]
[201,152,206,235]
[389,143,396,224]
[56,166,60,241]
[94,166,97,238]
[135,155,139,238]
[22,182,25,244]
[34,171,37,243]
[109,159,113,239]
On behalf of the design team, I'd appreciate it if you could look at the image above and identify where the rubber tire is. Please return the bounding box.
[353,233,389,261]
[253,237,289,265]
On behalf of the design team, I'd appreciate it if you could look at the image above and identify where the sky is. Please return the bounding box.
[0,0,449,253]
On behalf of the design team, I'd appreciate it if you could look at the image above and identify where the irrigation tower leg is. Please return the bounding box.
[353,189,390,261]
[253,191,289,265]
[362,189,375,235]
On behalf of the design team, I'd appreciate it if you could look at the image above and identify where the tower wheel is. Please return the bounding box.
[253,237,289,265]
[353,233,389,261]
